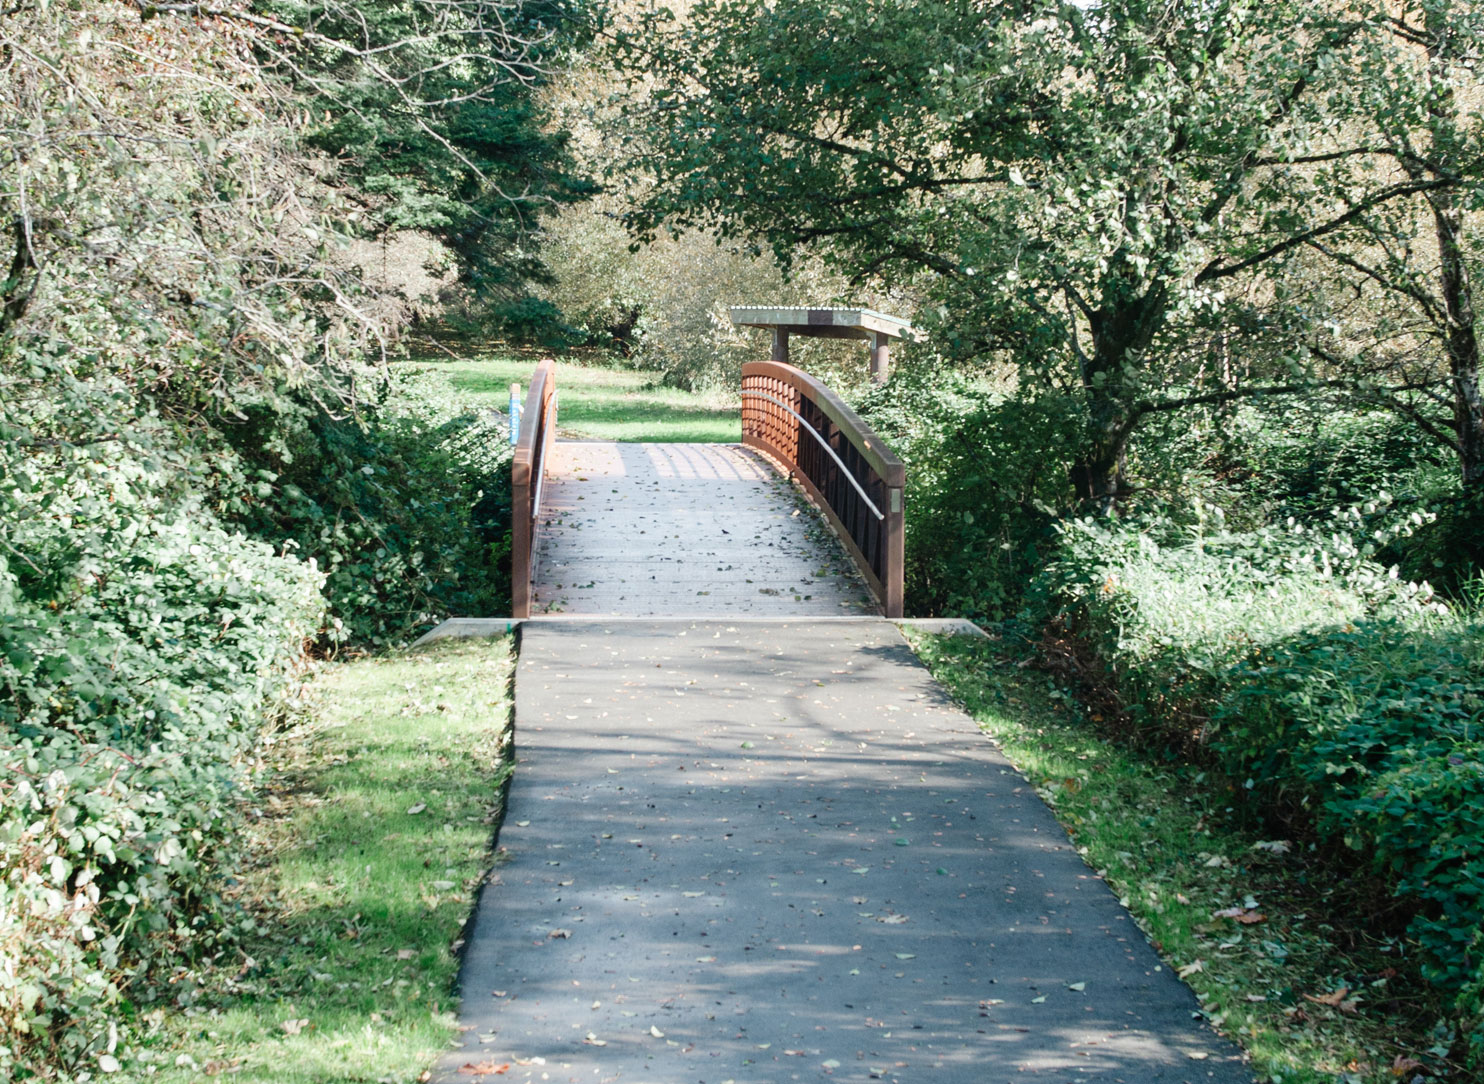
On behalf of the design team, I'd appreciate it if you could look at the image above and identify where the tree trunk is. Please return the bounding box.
[1073,285,1166,509]
[1429,187,1484,489]
[1421,2,1484,491]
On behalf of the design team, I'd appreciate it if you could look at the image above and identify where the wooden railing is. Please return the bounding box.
[741,360,905,617]
[511,359,557,618]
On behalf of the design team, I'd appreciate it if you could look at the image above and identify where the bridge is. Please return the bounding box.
[425,353,1253,1084]
[510,357,904,621]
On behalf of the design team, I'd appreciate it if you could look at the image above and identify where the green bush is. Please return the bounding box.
[1,443,324,1077]
[1024,513,1433,740]
[1028,511,1483,1060]
[1213,615,1484,1064]
[220,369,512,646]
[854,377,1076,620]
[1394,485,1484,596]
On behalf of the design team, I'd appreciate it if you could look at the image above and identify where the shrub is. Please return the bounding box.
[219,369,512,646]
[1027,510,1484,1060]
[1,444,323,1078]
[1024,513,1436,741]
[1212,613,1484,1065]
[854,377,1079,620]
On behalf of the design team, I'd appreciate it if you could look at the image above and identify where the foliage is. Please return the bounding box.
[1026,512,1442,742]
[619,0,1482,502]
[252,0,598,304]
[1025,511,1484,1062]
[1212,612,1484,1066]
[1393,486,1484,595]
[142,638,515,1082]
[540,199,879,389]
[220,369,513,646]
[854,372,1073,620]
[0,443,324,1078]
[537,39,899,391]
[0,3,532,1077]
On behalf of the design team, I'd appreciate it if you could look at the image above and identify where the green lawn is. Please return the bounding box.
[144,638,515,1083]
[413,352,740,442]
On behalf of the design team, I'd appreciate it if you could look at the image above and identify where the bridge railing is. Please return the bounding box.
[511,358,557,618]
[741,360,905,617]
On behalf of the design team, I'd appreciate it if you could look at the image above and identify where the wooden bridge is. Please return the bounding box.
[510,358,906,620]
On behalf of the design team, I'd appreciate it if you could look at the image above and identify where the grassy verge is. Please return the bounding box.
[411,351,740,442]
[904,630,1455,1084]
[140,638,516,1083]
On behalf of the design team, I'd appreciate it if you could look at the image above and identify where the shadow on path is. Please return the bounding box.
[436,620,1252,1084]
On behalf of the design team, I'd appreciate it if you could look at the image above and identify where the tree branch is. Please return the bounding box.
[1195,178,1452,285]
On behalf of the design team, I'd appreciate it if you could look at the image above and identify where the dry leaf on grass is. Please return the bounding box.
[1213,907,1265,924]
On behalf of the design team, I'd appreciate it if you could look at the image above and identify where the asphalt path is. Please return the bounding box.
[436,619,1252,1084]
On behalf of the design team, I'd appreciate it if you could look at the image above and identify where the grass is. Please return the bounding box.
[139,638,516,1083]
[903,629,1456,1084]
[410,350,741,442]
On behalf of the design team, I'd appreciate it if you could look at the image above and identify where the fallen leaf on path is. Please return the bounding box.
[548,929,572,939]
[457,1062,509,1076]
[878,914,908,925]
[650,1026,665,1038]
[1067,982,1086,992]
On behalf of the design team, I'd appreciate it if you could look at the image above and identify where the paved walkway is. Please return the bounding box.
[531,443,877,616]
[438,619,1251,1084]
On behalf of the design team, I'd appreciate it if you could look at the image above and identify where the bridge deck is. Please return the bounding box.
[530,441,878,616]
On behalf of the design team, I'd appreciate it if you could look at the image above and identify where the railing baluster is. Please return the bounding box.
[740,360,905,618]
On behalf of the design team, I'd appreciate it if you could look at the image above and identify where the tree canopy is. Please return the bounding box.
[620,0,1484,503]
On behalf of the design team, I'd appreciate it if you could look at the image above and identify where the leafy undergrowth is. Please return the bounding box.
[137,638,516,1083]
[412,350,741,442]
[905,630,1461,1084]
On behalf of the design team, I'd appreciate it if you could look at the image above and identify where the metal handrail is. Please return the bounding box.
[741,389,884,520]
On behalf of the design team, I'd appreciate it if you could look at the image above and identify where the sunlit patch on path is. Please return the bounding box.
[531,441,877,617]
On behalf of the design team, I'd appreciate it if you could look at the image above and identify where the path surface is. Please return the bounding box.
[531,442,877,616]
[438,619,1251,1084]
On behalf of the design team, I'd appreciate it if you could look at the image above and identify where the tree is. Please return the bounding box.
[1302,0,1484,491]
[619,0,1459,505]
[245,0,600,300]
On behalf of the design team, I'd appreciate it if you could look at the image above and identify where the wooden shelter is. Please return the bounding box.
[728,306,916,383]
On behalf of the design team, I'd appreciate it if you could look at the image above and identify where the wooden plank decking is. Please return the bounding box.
[529,441,879,616]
